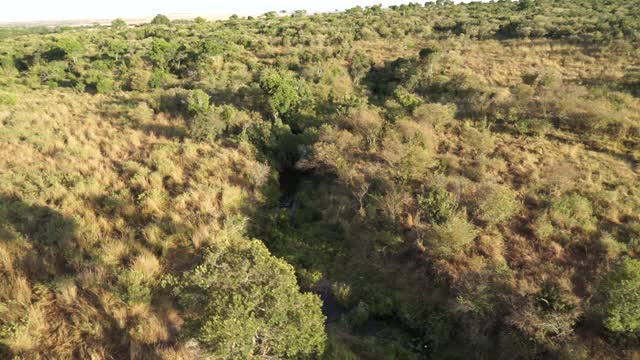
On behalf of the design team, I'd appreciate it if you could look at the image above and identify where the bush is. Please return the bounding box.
[186,89,210,115]
[0,92,17,105]
[424,215,478,257]
[148,70,167,89]
[165,240,326,358]
[413,103,456,129]
[549,194,595,232]
[333,282,354,308]
[128,102,154,123]
[418,184,458,225]
[95,77,114,94]
[345,301,370,328]
[188,112,225,142]
[600,258,640,335]
[475,183,520,225]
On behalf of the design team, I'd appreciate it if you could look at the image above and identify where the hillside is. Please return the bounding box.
[0,1,639,359]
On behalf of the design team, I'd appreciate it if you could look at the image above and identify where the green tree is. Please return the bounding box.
[102,39,128,62]
[518,0,535,10]
[54,37,83,64]
[186,89,210,115]
[148,38,177,69]
[151,14,171,25]
[259,69,310,120]
[111,18,127,30]
[165,240,326,358]
[419,184,458,225]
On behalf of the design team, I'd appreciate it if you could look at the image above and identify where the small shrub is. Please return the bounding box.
[95,77,115,94]
[532,214,555,240]
[333,282,354,308]
[462,125,495,158]
[188,112,225,142]
[424,215,478,257]
[413,102,456,129]
[128,102,154,123]
[475,183,520,225]
[186,89,210,115]
[148,70,168,89]
[549,194,595,232]
[418,184,458,225]
[345,301,370,328]
[0,92,17,105]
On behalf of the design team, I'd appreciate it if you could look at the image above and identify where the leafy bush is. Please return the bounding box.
[424,215,478,257]
[549,194,595,232]
[418,184,458,225]
[165,240,326,358]
[260,69,311,120]
[412,102,456,129]
[186,89,210,115]
[475,183,520,225]
[0,92,17,105]
[600,258,640,335]
[188,112,224,142]
[345,301,370,328]
[148,70,167,89]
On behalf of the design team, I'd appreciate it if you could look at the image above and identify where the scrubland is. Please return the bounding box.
[0,1,639,358]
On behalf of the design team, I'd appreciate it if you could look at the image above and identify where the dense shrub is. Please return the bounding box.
[549,194,595,232]
[165,240,326,358]
[423,215,478,257]
[600,258,640,335]
[474,183,520,225]
[418,184,458,225]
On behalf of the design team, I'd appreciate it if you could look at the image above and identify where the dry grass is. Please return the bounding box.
[0,87,269,356]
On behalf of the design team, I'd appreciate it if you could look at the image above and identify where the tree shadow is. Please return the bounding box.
[136,123,187,140]
[362,56,419,107]
[0,195,78,281]
[0,195,172,358]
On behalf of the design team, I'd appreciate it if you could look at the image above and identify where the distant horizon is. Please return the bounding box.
[1,0,476,24]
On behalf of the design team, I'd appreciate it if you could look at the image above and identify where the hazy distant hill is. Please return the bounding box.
[0,13,232,28]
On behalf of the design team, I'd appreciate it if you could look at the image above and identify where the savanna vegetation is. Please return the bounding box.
[0,0,639,358]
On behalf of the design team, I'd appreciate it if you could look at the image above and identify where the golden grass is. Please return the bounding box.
[0,87,270,357]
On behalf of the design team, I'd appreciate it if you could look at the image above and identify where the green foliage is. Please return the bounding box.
[348,50,373,84]
[418,184,458,225]
[475,183,520,225]
[151,14,171,25]
[333,282,355,308]
[0,92,17,105]
[345,301,370,328]
[111,18,127,30]
[166,240,326,358]
[424,215,478,257]
[51,37,83,64]
[186,89,210,115]
[148,38,177,69]
[0,1,639,358]
[600,258,640,335]
[101,39,128,61]
[259,69,310,119]
[148,69,167,89]
[549,194,595,231]
[188,112,224,143]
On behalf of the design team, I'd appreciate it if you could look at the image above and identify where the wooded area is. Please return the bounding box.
[0,0,639,358]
